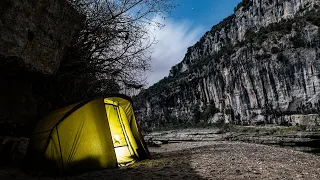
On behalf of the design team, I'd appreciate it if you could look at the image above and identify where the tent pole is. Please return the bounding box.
[56,127,64,176]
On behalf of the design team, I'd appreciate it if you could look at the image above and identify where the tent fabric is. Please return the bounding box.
[105,97,150,159]
[23,95,150,175]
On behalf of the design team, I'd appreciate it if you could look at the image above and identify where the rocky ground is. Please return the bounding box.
[1,139,320,179]
[223,125,320,154]
[145,125,320,154]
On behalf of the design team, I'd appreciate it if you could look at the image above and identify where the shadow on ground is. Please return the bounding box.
[63,150,206,180]
[0,148,206,180]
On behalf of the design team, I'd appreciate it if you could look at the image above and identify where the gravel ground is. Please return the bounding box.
[1,141,320,180]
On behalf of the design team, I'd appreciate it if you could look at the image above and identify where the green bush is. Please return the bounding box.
[192,105,202,123]
[277,53,289,64]
[271,46,281,54]
[305,10,320,26]
[203,102,219,119]
[290,33,306,48]
[234,0,253,12]
[256,53,271,60]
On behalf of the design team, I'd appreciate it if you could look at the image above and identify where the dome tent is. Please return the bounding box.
[23,95,150,175]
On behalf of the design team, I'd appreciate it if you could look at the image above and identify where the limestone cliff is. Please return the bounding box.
[134,0,320,130]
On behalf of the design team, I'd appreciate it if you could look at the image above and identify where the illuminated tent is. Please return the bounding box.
[23,95,150,175]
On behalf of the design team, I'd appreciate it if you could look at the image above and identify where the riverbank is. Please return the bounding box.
[145,125,320,155]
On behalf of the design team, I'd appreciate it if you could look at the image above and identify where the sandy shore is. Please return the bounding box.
[1,141,320,179]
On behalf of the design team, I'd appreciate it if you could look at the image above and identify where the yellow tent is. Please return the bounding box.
[23,95,150,175]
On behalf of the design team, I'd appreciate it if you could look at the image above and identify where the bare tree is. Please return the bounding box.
[55,0,176,102]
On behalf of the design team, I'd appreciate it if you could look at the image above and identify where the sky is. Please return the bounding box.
[145,0,242,87]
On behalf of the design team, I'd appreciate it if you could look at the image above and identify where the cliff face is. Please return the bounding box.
[178,0,318,66]
[134,0,320,130]
[0,0,84,136]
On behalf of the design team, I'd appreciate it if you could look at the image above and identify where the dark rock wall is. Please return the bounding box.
[0,0,84,75]
[0,0,84,136]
